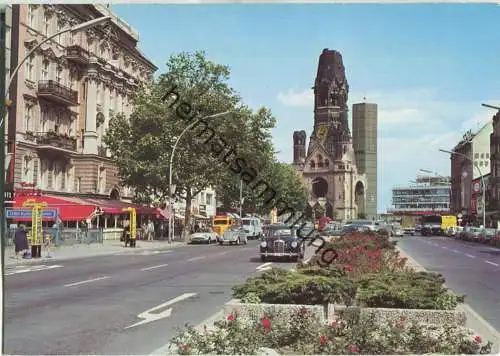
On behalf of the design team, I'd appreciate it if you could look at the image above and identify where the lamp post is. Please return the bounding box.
[167,111,233,243]
[439,148,486,228]
[239,178,245,218]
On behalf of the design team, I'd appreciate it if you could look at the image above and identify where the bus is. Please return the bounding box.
[212,214,236,236]
[421,215,443,236]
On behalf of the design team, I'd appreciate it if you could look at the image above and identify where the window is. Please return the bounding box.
[40,108,48,132]
[206,194,213,205]
[22,156,34,184]
[55,111,62,133]
[25,55,34,81]
[481,153,485,159]
[43,14,50,36]
[56,20,63,44]
[53,162,62,190]
[27,5,36,28]
[479,161,484,167]
[42,60,49,80]
[24,105,33,132]
[98,167,106,194]
[40,160,50,189]
[475,153,479,159]
[56,66,62,83]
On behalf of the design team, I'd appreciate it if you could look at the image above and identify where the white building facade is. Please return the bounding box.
[173,187,217,220]
[471,121,493,180]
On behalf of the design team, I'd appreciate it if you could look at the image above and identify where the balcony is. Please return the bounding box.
[65,45,89,65]
[36,131,77,151]
[37,80,78,106]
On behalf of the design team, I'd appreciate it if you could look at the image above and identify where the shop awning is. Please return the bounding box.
[192,214,209,219]
[83,198,157,215]
[175,214,184,220]
[13,194,96,222]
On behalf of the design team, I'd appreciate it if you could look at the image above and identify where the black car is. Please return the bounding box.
[259,224,304,262]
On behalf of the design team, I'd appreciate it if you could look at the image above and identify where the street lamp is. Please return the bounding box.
[167,110,233,243]
[439,148,486,228]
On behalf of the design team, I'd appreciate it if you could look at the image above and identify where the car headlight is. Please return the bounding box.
[260,241,267,248]
[291,241,298,248]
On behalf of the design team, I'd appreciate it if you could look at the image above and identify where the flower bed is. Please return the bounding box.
[172,308,492,355]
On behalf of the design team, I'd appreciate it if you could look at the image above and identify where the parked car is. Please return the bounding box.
[259,224,304,262]
[393,226,404,237]
[459,226,483,241]
[403,227,415,236]
[188,228,219,244]
[479,228,496,243]
[219,225,247,245]
[241,217,263,240]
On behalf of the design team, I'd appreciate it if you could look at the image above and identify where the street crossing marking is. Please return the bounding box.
[451,249,460,253]
[485,260,499,267]
[64,276,110,287]
[141,263,168,271]
[5,264,63,276]
[256,262,273,272]
[465,253,476,258]
[125,293,197,329]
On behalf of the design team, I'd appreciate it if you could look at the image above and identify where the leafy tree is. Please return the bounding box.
[105,51,280,235]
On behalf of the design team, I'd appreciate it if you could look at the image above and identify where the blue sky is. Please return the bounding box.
[113,3,500,213]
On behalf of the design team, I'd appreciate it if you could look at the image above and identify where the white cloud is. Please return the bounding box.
[276,89,313,107]
[275,86,500,211]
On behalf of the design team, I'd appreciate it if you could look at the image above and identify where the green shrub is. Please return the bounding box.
[232,268,357,306]
[356,271,465,310]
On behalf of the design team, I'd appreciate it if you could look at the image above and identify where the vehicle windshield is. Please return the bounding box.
[199,228,212,233]
[242,219,252,225]
[267,229,293,237]
[213,220,229,225]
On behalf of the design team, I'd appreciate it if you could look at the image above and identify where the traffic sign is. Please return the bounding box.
[5,209,57,219]
[457,213,463,219]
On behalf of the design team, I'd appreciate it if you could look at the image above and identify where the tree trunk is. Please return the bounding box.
[183,188,192,242]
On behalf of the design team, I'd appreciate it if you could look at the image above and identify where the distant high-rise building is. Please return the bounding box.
[352,103,377,219]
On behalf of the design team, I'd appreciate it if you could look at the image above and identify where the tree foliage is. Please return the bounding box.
[105,50,307,225]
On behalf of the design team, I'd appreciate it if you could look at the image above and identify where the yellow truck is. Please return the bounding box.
[441,215,458,235]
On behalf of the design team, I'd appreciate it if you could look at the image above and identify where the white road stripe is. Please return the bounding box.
[141,263,168,271]
[257,266,273,272]
[187,256,205,262]
[441,246,449,250]
[451,249,459,253]
[64,276,110,287]
[465,253,476,258]
[5,264,63,276]
[485,260,499,267]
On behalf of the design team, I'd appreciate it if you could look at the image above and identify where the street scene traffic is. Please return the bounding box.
[2,3,500,355]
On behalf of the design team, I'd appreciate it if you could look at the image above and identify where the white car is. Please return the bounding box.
[393,227,404,237]
[189,228,218,244]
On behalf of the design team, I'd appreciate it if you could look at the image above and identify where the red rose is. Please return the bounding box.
[319,335,327,345]
[261,317,272,330]
[329,321,338,328]
[349,344,360,353]
[474,335,482,344]
[227,313,235,321]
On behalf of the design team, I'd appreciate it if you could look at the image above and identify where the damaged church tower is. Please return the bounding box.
[293,49,367,221]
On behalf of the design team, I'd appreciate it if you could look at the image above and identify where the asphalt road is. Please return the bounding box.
[4,240,300,355]
[398,235,500,332]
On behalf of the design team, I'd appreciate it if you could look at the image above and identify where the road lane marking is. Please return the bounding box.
[141,263,168,271]
[485,260,499,267]
[465,253,476,258]
[187,256,205,262]
[5,264,63,276]
[214,251,228,257]
[441,246,449,250]
[125,292,197,329]
[451,249,460,253]
[256,262,273,272]
[64,276,110,287]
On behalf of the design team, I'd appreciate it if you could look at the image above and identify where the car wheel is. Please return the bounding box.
[236,237,240,245]
[219,241,223,245]
[244,238,247,245]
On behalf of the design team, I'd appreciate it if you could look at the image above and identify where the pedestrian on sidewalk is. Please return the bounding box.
[13,225,29,259]
[147,219,155,241]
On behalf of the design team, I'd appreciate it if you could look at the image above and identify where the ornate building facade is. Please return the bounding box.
[293,49,367,221]
[6,4,156,203]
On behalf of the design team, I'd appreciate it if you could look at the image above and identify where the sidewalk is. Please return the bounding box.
[5,239,186,267]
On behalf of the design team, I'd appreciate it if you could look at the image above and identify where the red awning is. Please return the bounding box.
[13,194,96,222]
[82,198,157,215]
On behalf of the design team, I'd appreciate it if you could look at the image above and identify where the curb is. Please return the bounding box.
[5,242,186,267]
[397,245,500,353]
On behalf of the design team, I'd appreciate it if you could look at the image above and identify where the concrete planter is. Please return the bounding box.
[330,304,467,327]
[223,299,330,325]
